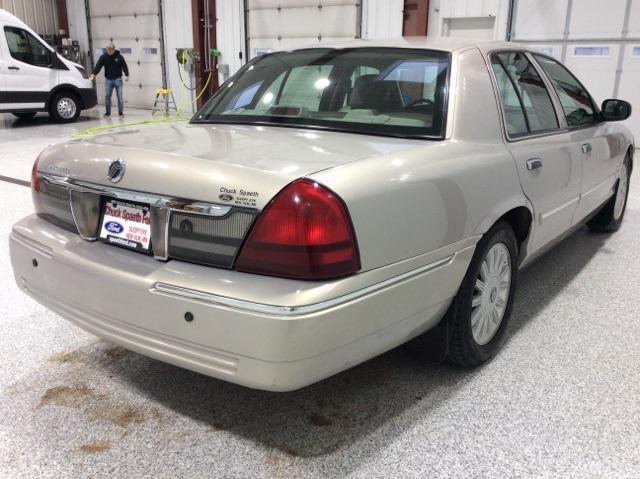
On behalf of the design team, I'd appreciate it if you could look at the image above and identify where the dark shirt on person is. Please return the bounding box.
[93,50,129,80]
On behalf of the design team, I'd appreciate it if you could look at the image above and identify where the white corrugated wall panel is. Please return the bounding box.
[162,0,195,113]
[215,0,246,84]
[1,0,58,34]
[361,0,403,39]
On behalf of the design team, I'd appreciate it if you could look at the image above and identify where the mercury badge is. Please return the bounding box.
[107,158,125,183]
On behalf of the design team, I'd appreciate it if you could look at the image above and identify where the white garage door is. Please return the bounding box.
[246,0,361,60]
[88,0,162,108]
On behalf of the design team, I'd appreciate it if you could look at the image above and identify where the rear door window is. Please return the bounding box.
[533,54,597,128]
[491,51,560,137]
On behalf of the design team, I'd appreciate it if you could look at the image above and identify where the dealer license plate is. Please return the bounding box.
[99,200,152,252]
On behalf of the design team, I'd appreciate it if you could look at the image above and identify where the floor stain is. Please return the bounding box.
[37,385,146,429]
[102,346,129,361]
[37,385,96,409]
[77,441,112,454]
[49,350,89,364]
[307,412,334,427]
[110,406,145,427]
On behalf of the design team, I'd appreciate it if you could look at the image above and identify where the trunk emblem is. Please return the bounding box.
[107,159,125,183]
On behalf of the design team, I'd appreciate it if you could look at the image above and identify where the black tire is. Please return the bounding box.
[587,155,631,233]
[49,92,81,123]
[12,112,37,119]
[447,221,519,368]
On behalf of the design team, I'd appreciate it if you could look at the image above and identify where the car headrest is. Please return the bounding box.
[350,74,404,111]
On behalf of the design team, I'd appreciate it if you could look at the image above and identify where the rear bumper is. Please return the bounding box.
[79,88,97,110]
[10,215,475,391]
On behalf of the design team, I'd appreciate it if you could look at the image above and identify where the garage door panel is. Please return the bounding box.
[249,6,357,38]
[90,0,158,16]
[95,83,160,109]
[89,0,161,108]
[95,62,161,86]
[568,0,626,39]
[91,16,160,40]
[618,45,640,145]
[564,44,619,104]
[513,0,568,40]
[247,0,359,59]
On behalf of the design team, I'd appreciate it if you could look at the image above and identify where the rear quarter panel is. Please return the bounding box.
[310,47,530,272]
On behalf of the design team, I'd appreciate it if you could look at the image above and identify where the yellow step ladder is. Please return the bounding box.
[152,88,177,116]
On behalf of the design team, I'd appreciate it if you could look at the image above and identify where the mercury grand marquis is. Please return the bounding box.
[9,39,633,391]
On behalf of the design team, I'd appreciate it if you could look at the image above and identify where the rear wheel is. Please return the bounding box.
[12,112,37,119]
[587,155,631,232]
[447,221,519,367]
[49,92,80,123]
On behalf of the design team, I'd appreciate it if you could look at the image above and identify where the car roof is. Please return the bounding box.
[287,37,527,54]
[293,37,528,52]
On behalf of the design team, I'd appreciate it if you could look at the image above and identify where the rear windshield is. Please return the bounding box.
[193,48,450,139]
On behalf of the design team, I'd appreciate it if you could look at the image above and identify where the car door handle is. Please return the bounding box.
[526,158,543,171]
[8,66,19,70]
[582,143,592,153]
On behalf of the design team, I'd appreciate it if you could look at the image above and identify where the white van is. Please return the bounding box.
[0,9,96,122]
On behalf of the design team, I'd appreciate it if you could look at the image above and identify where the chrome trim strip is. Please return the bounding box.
[150,254,456,317]
[540,196,580,222]
[40,173,258,263]
[40,174,238,217]
[582,175,615,199]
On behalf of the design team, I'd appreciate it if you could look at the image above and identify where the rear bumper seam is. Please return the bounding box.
[150,254,456,317]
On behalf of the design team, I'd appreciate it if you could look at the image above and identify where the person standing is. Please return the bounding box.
[90,43,129,118]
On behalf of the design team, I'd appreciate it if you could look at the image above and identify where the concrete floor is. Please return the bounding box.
[1,108,639,478]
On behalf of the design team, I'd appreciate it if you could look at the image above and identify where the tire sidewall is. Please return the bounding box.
[454,222,519,362]
[50,93,80,123]
[612,156,632,226]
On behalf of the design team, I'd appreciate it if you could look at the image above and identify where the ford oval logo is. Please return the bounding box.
[219,194,234,202]
[107,158,125,183]
[105,221,124,234]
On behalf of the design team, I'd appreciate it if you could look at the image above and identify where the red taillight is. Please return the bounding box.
[235,179,360,280]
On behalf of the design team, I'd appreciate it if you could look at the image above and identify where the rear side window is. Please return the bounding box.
[4,26,51,67]
[491,52,559,137]
[533,54,597,128]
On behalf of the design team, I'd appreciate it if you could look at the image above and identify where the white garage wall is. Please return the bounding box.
[1,0,58,35]
[215,0,404,85]
[66,0,90,67]
[245,0,361,60]
[512,0,640,140]
[66,0,195,111]
[428,0,640,140]
[163,0,196,113]
[428,0,510,39]
[361,0,403,39]
[215,0,245,86]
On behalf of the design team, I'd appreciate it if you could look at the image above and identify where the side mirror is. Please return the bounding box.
[601,99,631,121]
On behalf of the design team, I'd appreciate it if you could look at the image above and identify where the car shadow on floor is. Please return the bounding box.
[95,224,610,464]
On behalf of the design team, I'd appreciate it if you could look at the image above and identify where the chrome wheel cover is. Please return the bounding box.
[57,97,77,119]
[471,243,512,346]
[613,162,629,221]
